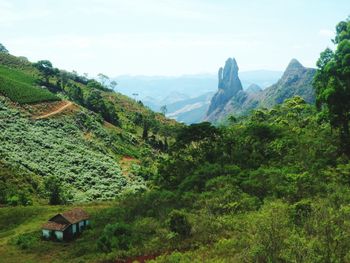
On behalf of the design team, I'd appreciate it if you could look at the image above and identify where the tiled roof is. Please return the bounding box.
[61,208,90,224]
[42,221,69,231]
[43,208,90,231]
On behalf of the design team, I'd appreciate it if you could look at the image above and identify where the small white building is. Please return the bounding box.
[42,208,90,241]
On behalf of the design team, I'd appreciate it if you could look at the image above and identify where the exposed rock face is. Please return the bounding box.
[206,58,243,119]
[258,59,316,107]
[245,83,262,94]
[205,58,316,123]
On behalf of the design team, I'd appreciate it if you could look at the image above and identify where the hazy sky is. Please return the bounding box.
[1,0,349,76]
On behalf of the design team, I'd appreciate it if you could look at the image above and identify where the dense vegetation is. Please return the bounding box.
[0,97,147,202]
[0,49,179,205]
[1,18,350,263]
[2,95,349,262]
[0,65,59,104]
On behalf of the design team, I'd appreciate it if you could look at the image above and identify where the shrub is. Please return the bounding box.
[97,223,133,253]
[167,210,191,238]
[12,232,38,250]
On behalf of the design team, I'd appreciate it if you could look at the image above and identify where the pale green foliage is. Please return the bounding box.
[0,98,145,201]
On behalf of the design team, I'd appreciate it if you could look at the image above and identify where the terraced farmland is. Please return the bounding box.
[0,65,59,104]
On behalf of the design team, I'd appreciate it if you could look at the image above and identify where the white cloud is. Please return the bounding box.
[0,0,50,26]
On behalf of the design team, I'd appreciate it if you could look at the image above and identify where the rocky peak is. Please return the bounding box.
[286,58,304,69]
[218,58,242,95]
[279,59,307,86]
[206,57,243,117]
[245,83,262,94]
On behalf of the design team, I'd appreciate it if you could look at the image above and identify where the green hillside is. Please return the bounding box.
[0,65,59,104]
[0,97,145,201]
[0,96,349,263]
[0,52,179,204]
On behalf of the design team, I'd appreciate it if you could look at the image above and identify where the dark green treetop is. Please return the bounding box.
[0,43,9,53]
[314,18,350,155]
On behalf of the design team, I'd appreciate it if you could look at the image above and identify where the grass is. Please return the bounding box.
[0,203,115,263]
[0,65,59,104]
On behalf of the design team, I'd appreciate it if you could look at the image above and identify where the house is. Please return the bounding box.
[42,208,90,241]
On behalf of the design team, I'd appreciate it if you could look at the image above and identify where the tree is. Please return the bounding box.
[85,89,105,112]
[314,18,350,155]
[0,43,9,53]
[67,84,84,104]
[142,116,151,139]
[59,70,70,88]
[167,210,191,237]
[87,79,108,91]
[97,223,133,252]
[103,101,120,126]
[34,60,57,83]
[97,73,109,88]
[228,115,237,124]
[44,176,65,205]
[160,105,168,115]
[110,80,117,90]
[141,113,157,140]
[176,122,219,147]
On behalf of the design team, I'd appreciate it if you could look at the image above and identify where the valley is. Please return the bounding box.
[1,4,350,263]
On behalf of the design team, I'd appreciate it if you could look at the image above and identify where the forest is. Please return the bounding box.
[0,15,350,263]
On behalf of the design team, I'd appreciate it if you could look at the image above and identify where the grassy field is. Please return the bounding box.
[0,203,116,263]
[0,65,59,104]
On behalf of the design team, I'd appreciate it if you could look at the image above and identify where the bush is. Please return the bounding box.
[167,210,191,238]
[6,191,32,206]
[97,223,133,253]
[12,232,38,250]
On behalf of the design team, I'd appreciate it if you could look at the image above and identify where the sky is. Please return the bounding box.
[0,0,349,76]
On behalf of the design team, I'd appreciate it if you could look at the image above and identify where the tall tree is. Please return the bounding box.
[314,18,350,155]
[34,60,57,83]
[160,105,168,115]
[44,176,65,205]
[97,73,110,88]
[110,80,117,90]
[0,43,9,53]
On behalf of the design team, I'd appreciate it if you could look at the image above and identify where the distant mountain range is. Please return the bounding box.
[205,58,316,122]
[165,92,215,124]
[114,70,282,124]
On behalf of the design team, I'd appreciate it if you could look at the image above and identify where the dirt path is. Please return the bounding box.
[35,101,73,119]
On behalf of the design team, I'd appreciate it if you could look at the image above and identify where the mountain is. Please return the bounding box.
[245,83,262,94]
[114,70,283,124]
[206,58,244,119]
[165,91,214,124]
[239,70,283,88]
[258,59,316,107]
[114,74,218,100]
[205,58,316,122]
[115,71,282,101]
[143,91,190,111]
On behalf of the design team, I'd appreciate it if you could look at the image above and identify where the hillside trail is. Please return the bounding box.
[35,101,73,119]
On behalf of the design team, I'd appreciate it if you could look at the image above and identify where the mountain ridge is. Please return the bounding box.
[205,58,316,122]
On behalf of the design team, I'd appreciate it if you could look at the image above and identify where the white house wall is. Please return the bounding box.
[54,230,63,241]
[42,229,50,238]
